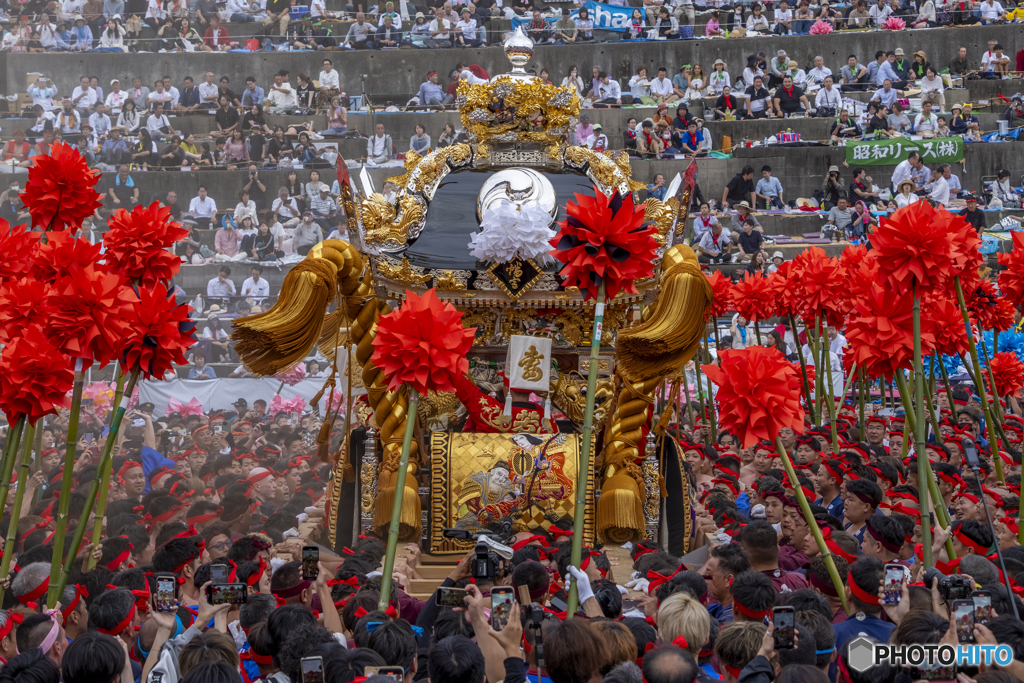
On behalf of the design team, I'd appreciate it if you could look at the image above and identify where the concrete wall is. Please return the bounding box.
[7,23,1023,100]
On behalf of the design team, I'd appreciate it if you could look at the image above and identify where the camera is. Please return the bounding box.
[360,74,369,79]
[938,574,974,602]
[442,528,512,581]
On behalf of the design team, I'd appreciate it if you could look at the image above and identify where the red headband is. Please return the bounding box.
[61,584,88,621]
[272,580,311,600]
[711,478,739,496]
[118,461,142,478]
[187,511,220,526]
[1001,517,1019,534]
[246,557,269,587]
[0,612,23,641]
[822,528,857,563]
[732,597,770,619]
[17,576,49,605]
[808,571,839,597]
[512,535,551,551]
[822,461,844,483]
[106,548,133,570]
[145,504,185,524]
[955,528,990,555]
[248,470,274,485]
[97,604,136,636]
[848,573,880,605]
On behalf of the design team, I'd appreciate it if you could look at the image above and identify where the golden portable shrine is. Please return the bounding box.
[231,28,712,558]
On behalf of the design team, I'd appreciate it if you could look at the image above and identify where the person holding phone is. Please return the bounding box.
[832,558,895,675]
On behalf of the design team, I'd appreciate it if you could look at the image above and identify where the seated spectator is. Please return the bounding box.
[722,166,756,210]
[252,221,283,261]
[919,67,945,112]
[744,76,771,119]
[824,196,854,240]
[737,217,765,262]
[755,165,784,209]
[862,104,889,137]
[714,86,741,119]
[887,101,912,133]
[679,120,705,157]
[587,123,610,152]
[366,123,394,165]
[146,102,177,141]
[453,8,480,46]
[636,119,663,159]
[773,75,810,117]
[188,351,217,379]
[189,185,218,228]
[914,101,938,137]
[309,185,337,234]
[696,220,733,264]
[989,169,1021,208]
[623,117,638,152]
[948,46,971,75]
[272,186,301,228]
[202,15,230,52]
[98,127,129,169]
[103,163,138,214]
[376,14,401,47]
[212,95,240,139]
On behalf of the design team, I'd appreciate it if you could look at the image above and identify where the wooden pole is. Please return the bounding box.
[703,341,718,443]
[566,280,606,619]
[378,386,420,612]
[938,352,959,423]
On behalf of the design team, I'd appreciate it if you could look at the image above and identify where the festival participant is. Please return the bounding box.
[860,515,904,562]
[843,479,883,543]
[739,520,808,590]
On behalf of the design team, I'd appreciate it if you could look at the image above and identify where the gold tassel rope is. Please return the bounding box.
[596,375,660,543]
[230,240,364,376]
[616,245,713,383]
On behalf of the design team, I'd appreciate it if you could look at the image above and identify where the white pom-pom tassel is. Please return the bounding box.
[544,397,551,421]
[504,393,513,418]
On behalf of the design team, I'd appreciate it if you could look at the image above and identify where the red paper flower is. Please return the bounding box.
[790,247,846,327]
[998,232,1024,309]
[44,265,137,367]
[767,261,800,321]
[550,189,658,301]
[966,280,1015,332]
[19,142,103,231]
[31,229,103,284]
[0,221,40,283]
[0,326,74,425]
[845,282,936,380]
[701,346,805,448]
[706,270,734,318]
[871,201,956,296]
[731,271,776,323]
[924,294,969,359]
[103,202,188,287]
[121,283,197,380]
[0,277,51,344]
[370,288,476,396]
[988,351,1024,398]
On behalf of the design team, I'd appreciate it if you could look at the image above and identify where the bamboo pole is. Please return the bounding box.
[702,341,717,443]
[954,276,1005,484]
[858,367,867,432]
[85,370,127,571]
[820,318,840,455]
[790,314,816,425]
[911,282,931,568]
[53,371,139,605]
[567,280,605,618]
[776,437,850,616]
[378,386,420,613]
[47,359,86,606]
[0,418,26,517]
[0,423,36,604]
[938,352,959,423]
[893,371,957,562]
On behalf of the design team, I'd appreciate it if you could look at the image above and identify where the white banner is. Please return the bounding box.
[138,377,366,418]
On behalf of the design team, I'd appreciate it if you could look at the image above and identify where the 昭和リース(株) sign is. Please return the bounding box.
[511,0,635,32]
[845,136,964,166]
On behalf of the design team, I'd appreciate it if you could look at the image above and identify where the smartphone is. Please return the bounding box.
[132,418,146,428]
[364,667,404,681]
[154,573,177,612]
[214,425,223,434]
[437,586,468,608]
[82,398,94,407]
[962,439,981,469]
[82,433,94,444]
[952,598,975,643]
[913,660,957,681]
[210,564,229,585]
[621,599,641,613]
[491,587,515,631]
[207,583,248,605]
[883,564,904,605]
[772,606,795,650]
[302,546,319,581]
[972,590,992,627]
[300,656,324,683]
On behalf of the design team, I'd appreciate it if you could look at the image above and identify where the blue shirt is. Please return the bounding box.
[816,494,844,522]
[735,491,751,518]
[831,614,895,680]
[418,80,446,105]
[648,184,667,200]
[188,364,217,379]
[875,60,900,85]
[241,86,265,106]
[140,446,175,493]
[707,600,734,623]
[755,176,783,198]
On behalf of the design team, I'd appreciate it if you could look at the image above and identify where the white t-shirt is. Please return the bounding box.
[272,196,299,218]
[189,196,217,217]
[914,113,937,132]
[651,76,674,98]
[318,69,340,89]
[980,0,1003,19]
[146,113,171,134]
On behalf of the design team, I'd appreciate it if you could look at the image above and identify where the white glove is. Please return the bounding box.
[617,584,630,596]
[625,577,651,594]
[714,529,732,544]
[750,503,766,519]
[566,566,595,604]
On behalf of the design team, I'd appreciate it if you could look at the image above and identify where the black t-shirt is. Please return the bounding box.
[715,94,738,112]
[739,229,764,254]
[108,176,136,203]
[774,85,804,113]
[864,114,887,134]
[833,118,862,137]
[216,106,240,131]
[267,137,290,161]
[726,174,754,202]
[963,207,986,233]
[849,178,871,199]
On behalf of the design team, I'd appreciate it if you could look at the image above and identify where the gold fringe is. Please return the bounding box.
[372,471,423,540]
[231,240,365,377]
[596,472,644,544]
[616,245,713,383]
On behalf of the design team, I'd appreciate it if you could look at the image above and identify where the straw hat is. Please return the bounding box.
[897,179,916,193]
